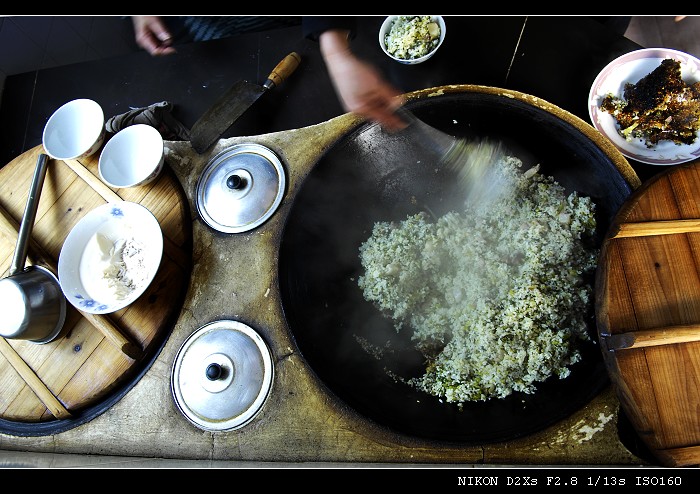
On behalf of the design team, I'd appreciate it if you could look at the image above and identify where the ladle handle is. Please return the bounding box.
[394,106,457,156]
[10,153,49,276]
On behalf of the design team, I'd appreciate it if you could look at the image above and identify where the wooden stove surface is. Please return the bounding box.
[0,143,192,433]
[596,160,700,467]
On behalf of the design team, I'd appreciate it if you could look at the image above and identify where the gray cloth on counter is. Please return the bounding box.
[105,101,191,141]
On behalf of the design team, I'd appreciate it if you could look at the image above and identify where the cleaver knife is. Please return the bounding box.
[190,51,301,154]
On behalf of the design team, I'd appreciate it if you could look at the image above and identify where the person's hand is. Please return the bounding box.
[132,16,176,56]
[319,29,406,132]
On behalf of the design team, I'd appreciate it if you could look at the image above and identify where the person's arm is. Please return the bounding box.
[132,16,176,56]
[319,29,406,131]
[303,16,406,131]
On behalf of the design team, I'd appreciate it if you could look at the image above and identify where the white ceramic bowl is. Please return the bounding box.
[42,98,105,160]
[588,47,700,166]
[98,124,164,188]
[379,16,446,65]
[58,201,163,314]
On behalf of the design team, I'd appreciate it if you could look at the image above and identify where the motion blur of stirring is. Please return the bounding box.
[396,106,508,207]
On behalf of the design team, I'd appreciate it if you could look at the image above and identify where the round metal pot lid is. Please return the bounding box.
[196,143,286,233]
[171,320,274,432]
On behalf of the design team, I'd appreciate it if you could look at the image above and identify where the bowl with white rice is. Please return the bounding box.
[379,16,446,64]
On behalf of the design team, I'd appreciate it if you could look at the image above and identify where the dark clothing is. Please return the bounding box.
[591,16,632,36]
[153,16,357,45]
[301,16,357,40]
[148,16,629,45]
[159,16,302,44]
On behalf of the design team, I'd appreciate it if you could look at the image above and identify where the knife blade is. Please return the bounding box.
[190,51,301,154]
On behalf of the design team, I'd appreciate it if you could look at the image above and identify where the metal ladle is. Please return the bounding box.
[0,153,66,343]
[397,106,509,207]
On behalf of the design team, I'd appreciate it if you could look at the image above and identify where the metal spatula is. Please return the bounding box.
[397,107,507,206]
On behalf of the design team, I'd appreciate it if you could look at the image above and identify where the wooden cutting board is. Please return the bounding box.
[596,160,700,467]
[0,143,191,433]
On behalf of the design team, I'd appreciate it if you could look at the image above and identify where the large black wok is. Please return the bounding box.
[279,87,638,443]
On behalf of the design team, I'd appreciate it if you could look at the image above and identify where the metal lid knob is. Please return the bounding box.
[206,363,224,381]
[226,174,245,190]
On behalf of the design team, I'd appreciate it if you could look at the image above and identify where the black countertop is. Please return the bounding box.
[0,16,660,181]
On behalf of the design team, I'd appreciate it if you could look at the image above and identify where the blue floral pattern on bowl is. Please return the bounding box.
[74,293,109,312]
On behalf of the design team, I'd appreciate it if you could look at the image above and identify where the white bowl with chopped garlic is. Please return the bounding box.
[379,16,446,64]
[58,201,163,314]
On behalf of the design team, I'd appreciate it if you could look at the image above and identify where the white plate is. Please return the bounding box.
[58,201,163,314]
[588,48,700,165]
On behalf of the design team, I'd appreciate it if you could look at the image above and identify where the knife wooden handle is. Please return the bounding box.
[264,52,301,89]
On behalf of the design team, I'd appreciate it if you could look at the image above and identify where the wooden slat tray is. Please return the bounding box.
[596,160,700,467]
[0,143,192,435]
